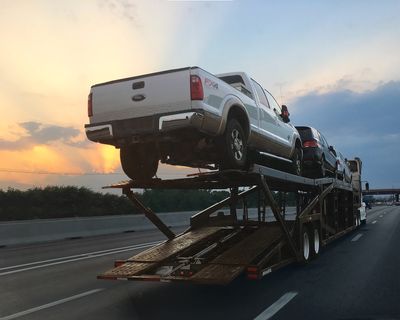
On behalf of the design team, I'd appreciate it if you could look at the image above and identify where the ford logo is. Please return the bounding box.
[132,94,146,102]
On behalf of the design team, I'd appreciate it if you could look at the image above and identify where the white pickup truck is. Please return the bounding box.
[85,67,302,180]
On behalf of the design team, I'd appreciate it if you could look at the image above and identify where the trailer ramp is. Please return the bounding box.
[190,226,283,284]
[98,225,283,285]
[98,226,227,280]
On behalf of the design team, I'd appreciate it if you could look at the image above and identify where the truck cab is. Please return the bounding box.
[348,157,366,224]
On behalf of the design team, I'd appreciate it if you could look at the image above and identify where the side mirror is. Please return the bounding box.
[281,105,290,123]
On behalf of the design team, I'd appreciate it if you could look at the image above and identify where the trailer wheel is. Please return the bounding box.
[312,227,320,257]
[301,228,311,262]
[120,145,159,180]
[221,118,248,169]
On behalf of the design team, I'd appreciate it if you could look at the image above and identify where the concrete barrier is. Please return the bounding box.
[0,207,295,246]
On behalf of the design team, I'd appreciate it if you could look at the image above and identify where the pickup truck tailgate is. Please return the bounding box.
[89,68,192,124]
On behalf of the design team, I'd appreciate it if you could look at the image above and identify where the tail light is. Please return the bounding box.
[88,93,93,117]
[190,75,204,100]
[114,260,125,267]
[303,140,319,148]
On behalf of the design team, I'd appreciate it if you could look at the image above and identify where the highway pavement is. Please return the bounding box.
[1,206,399,320]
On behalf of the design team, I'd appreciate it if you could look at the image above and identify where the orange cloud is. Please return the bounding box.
[0,146,80,185]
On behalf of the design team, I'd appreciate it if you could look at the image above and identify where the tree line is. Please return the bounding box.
[0,186,297,221]
[0,186,230,221]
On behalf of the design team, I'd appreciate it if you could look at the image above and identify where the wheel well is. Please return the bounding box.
[292,138,303,160]
[295,138,302,149]
[227,105,250,138]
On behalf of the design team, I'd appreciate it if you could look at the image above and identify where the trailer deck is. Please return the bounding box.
[105,164,352,192]
[98,164,357,285]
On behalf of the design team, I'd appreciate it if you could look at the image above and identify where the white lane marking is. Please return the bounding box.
[0,242,161,276]
[0,240,162,271]
[254,291,298,320]
[351,233,363,242]
[379,215,383,218]
[372,220,377,224]
[0,288,103,320]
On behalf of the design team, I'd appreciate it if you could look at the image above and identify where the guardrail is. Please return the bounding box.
[0,207,295,246]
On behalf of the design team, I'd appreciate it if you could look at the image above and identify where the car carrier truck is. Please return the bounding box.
[86,67,365,285]
[97,161,363,285]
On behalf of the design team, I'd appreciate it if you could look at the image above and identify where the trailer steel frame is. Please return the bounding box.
[98,164,356,285]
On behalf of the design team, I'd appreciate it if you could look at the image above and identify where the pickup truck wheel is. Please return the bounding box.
[120,146,159,180]
[291,147,302,176]
[222,119,247,169]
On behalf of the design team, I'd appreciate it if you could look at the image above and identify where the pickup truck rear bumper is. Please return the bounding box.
[85,109,219,146]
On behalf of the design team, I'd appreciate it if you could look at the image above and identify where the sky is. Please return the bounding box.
[0,0,399,192]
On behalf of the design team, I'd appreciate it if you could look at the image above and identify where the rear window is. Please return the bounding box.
[218,75,245,85]
[296,127,315,141]
[219,75,253,99]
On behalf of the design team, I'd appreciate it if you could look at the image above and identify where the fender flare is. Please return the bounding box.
[216,96,251,136]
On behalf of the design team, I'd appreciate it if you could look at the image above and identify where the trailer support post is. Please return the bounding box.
[298,183,335,220]
[123,188,176,240]
[259,176,301,260]
[230,187,238,223]
[190,186,257,228]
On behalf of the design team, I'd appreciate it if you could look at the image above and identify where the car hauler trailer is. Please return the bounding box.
[98,163,358,285]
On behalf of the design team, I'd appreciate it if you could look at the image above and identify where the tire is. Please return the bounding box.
[355,215,360,227]
[221,118,248,169]
[318,156,326,178]
[301,227,311,262]
[311,227,321,258]
[120,145,159,180]
[291,147,303,176]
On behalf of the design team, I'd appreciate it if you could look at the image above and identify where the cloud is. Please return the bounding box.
[292,80,400,137]
[0,122,88,150]
[97,0,137,23]
[291,80,400,188]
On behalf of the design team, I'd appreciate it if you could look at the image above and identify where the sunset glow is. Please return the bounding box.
[1,0,399,191]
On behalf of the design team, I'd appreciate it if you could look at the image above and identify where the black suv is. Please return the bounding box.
[296,126,337,178]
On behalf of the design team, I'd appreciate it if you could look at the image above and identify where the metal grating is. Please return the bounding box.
[131,227,226,263]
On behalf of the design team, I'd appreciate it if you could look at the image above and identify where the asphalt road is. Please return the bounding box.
[1,206,399,320]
